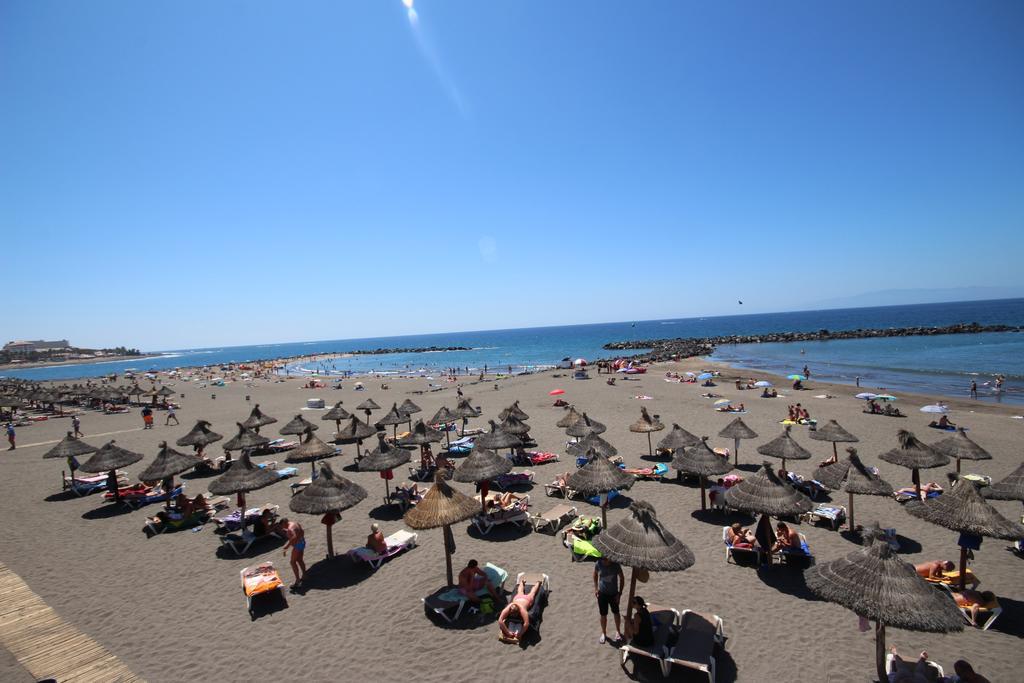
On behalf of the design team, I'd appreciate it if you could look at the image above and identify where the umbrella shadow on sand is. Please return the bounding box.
[622,643,737,682]
[81,503,135,520]
[756,564,822,602]
[986,595,1024,638]
[44,490,83,503]
[213,535,286,560]
[368,503,406,522]
[422,587,507,631]
[735,462,762,473]
[839,529,922,554]
[689,508,755,526]
[466,522,532,542]
[296,554,375,592]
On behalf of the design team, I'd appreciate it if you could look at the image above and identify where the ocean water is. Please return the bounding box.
[4,298,1023,403]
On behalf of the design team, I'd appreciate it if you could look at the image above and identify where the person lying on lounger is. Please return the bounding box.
[173,492,207,517]
[497,577,543,641]
[486,492,523,511]
[895,482,943,499]
[951,590,997,626]
[914,559,954,580]
[727,522,756,548]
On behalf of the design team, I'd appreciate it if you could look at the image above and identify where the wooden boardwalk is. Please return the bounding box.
[0,561,142,682]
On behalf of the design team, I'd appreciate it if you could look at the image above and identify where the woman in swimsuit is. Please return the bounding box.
[497,577,542,640]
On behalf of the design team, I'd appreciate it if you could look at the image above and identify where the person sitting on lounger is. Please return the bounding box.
[397,482,421,502]
[888,647,937,683]
[552,471,571,497]
[253,509,277,536]
[458,559,498,604]
[628,596,654,647]
[173,492,207,517]
[727,522,755,548]
[951,590,997,626]
[367,523,388,554]
[928,415,956,429]
[772,522,802,553]
[497,577,543,641]
[914,559,955,581]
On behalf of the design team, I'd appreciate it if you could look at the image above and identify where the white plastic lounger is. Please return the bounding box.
[619,604,679,677]
[220,529,282,556]
[885,653,945,681]
[347,530,418,569]
[722,527,761,565]
[422,563,509,623]
[663,610,726,681]
[530,504,578,534]
[474,496,531,535]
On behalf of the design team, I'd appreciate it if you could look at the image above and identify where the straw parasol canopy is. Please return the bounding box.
[335,415,378,458]
[566,412,606,438]
[879,430,949,497]
[398,420,444,447]
[932,428,992,474]
[43,432,98,460]
[498,401,529,422]
[453,445,513,513]
[555,405,583,430]
[403,473,480,586]
[222,423,271,452]
[429,405,459,426]
[176,420,223,451]
[285,428,338,479]
[356,398,381,424]
[359,432,412,500]
[592,501,695,637]
[672,436,733,510]
[628,407,665,457]
[375,403,408,437]
[242,404,277,432]
[718,417,759,467]
[288,462,367,557]
[279,414,318,437]
[475,420,522,451]
[808,419,858,462]
[657,423,700,453]
[805,524,963,682]
[208,451,281,533]
[983,462,1024,502]
[756,426,812,470]
[814,448,893,531]
[567,449,635,527]
[79,440,144,473]
[723,461,813,517]
[138,441,201,482]
[566,432,618,459]
[498,414,531,437]
[156,386,175,398]
[322,401,351,427]
[398,398,422,421]
[452,398,481,435]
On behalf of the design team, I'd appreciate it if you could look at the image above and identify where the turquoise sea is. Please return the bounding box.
[4,298,1023,404]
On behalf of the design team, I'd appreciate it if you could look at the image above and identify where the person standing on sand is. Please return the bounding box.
[72,414,82,437]
[970,380,977,399]
[279,518,306,590]
[594,556,624,644]
[165,404,179,426]
[855,376,860,388]
[6,423,15,450]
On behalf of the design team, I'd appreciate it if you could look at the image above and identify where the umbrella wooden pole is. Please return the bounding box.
[326,523,334,558]
[444,524,454,586]
[958,545,968,591]
[600,492,608,529]
[874,621,887,683]
[623,567,639,639]
[956,457,962,474]
[699,475,707,511]
[646,432,653,457]
[848,491,856,532]
[733,438,740,467]
[239,492,247,534]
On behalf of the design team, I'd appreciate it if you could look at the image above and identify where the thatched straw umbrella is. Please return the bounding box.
[814,448,893,531]
[657,423,700,455]
[398,399,422,428]
[43,432,98,487]
[593,501,694,637]
[628,407,665,457]
[285,427,338,479]
[209,452,281,533]
[79,441,144,502]
[403,473,480,586]
[429,406,460,448]
[335,415,377,459]
[724,461,813,558]
[718,418,758,466]
[805,524,963,682]
[127,385,144,405]
[879,430,949,498]
[376,403,408,438]
[452,398,480,435]
[672,436,733,510]
[475,420,521,453]
[756,426,812,471]
[359,433,412,500]
[453,446,513,514]
[555,405,583,430]
[932,428,992,474]
[399,420,444,453]
[289,462,367,558]
[567,449,635,528]
[138,441,202,509]
[983,462,1024,502]
[906,475,1024,589]
[566,432,618,459]
[279,414,318,438]
[242,404,277,433]
[809,420,859,463]
[498,414,531,438]
[223,422,271,455]
[356,398,381,425]
[566,413,606,439]
[176,419,222,458]
[498,401,529,422]
[322,401,351,434]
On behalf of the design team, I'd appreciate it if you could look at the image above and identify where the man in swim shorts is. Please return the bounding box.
[279,518,306,589]
[594,556,624,643]
[457,559,498,604]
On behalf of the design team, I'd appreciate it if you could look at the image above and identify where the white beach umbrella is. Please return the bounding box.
[855,393,878,400]
[920,405,948,414]
[754,380,773,388]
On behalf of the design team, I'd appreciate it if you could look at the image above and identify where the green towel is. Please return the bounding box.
[573,537,602,558]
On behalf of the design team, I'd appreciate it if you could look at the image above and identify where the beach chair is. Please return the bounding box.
[446,436,475,454]
[586,488,620,506]
[663,610,726,681]
[388,483,430,510]
[544,477,574,499]
[623,463,669,481]
[772,533,813,566]
[213,504,279,532]
[935,584,1002,630]
[63,470,128,496]
[275,466,298,480]
[802,503,847,531]
[491,470,535,491]
[474,495,531,535]
[114,484,184,510]
[145,509,209,535]
[498,573,550,644]
[220,527,284,556]
[619,604,679,678]
[512,451,560,467]
[786,472,828,500]
[924,568,980,590]
[722,527,761,565]
[422,562,509,623]
[241,562,284,619]
[347,530,418,569]
[563,517,603,561]
[530,504,578,534]
[885,653,945,682]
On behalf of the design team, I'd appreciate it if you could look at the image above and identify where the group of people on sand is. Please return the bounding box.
[865,398,905,417]
[726,521,804,554]
[716,402,745,413]
[786,403,811,423]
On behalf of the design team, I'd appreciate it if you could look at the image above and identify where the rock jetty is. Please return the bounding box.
[346,346,471,356]
[601,322,1022,363]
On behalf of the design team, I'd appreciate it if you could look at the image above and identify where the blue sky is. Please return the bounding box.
[2,1,1022,350]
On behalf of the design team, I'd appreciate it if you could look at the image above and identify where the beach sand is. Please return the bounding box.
[1,360,1022,682]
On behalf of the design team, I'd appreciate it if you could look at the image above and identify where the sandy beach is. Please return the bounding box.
[1,360,1021,682]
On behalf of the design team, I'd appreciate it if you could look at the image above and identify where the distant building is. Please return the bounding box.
[3,339,71,355]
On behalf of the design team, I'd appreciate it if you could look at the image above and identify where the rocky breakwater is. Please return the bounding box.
[346,346,472,356]
[602,322,1022,363]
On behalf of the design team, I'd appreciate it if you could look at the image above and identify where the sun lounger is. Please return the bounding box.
[145,509,209,535]
[347,530,418,569]
[491,470,535,491]
[388,483,430,510]
[663,610,726,681]
[925,568,979,589]
[213,504,279,532]
[474,495,531,535]
[275,466,298,480]
[623,462,669,481]
[619,604,679,677]
[802,503,847,531]
[512,451,560,466]
[932,582,1002,629]
[422,562,509,623]
[786,472,827,500]
[563,516,603,561]
[722,527,762,565]
[530,504,578,534]
[220,527,283,556]
[110,484,184,510]
[772,533,813,566]
[544,478,573,498]
[62,470,128,496]
[885,653,944,682]
[575,453,624,468]
[586,488,620,506]
[460,427,485,437]
[894,488,943,503]
[446,436,475,454]
[499,573,550,644]
[241,562,284,619]
[247,439,298,455]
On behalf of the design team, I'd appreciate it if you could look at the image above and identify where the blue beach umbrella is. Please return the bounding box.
[875,394,898,402]
[697,373,714,381]
[855,393,878,400]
